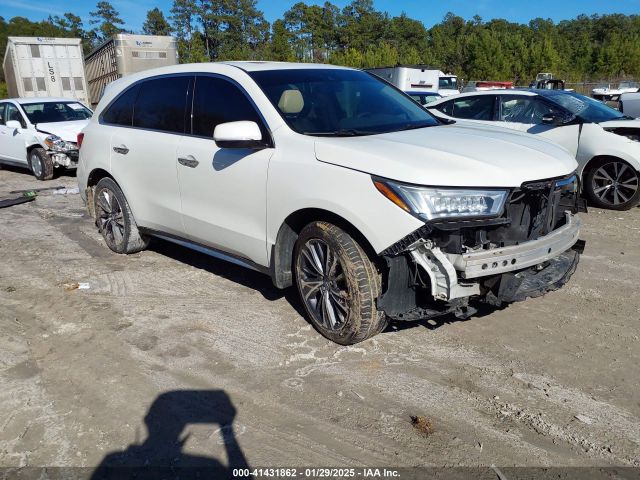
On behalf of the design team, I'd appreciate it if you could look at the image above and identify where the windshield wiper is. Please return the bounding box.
[395,122,438,132]
[303,129,377,137]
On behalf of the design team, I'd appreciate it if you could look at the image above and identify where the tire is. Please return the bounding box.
[94,177,149,254]
[584,157,640,210]
[28,147,54,181]
[294,221,387,345]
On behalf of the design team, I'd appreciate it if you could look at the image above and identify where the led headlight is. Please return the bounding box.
[44,135,77,153]
[374,179,508,221]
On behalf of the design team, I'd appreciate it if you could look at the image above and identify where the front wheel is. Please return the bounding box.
[584,158,640,210]
[94,177,149,254]
[28,148,54,181]
[294,221,387,345]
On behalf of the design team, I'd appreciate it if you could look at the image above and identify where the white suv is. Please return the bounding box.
[0,97,92,180]
[78,62,585,344]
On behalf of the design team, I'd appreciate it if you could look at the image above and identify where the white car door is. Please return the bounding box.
[0,103,29,164]
[106,76,188,236]
[439,94,498,128]
[498,95,580,156]
[176,75,274,266]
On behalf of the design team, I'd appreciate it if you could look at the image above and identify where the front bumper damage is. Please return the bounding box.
[47,150,79,168]
[377,173,586,321]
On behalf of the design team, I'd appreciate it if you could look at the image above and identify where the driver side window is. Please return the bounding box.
[5,104,26,128]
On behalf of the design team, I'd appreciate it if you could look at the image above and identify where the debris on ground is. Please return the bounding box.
[10,186,65,194]
[53,187,80,195]
[63,282,91,291]
[0,192,36,208]
[410,415,435,436]
[574,414,594,425]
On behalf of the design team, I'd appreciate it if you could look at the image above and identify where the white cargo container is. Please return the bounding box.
[2,37,89,104]
[366,65,459,97]
[84,34,179,106]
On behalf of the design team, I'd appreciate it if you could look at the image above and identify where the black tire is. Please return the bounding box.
[584,157,640,210]
[28,147,54,181]
[294,221,387,345]
[94,177,149,254]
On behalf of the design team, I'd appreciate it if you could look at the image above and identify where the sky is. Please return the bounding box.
[1,0,639,31]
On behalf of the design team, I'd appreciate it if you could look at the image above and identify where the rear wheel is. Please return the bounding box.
[28,148,54,181]
[294,221,387,345]
[584,158,640,210]
[94,177,149,254]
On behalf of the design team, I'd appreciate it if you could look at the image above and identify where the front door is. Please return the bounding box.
[176,75,274,266]
[0,103,29,164]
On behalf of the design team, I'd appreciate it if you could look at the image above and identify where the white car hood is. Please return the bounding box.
[35,120,89,143]
[314,124,577,187]
[599,118,640,129]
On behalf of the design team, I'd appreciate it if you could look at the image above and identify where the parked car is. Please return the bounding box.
[592,82,639,101]
[428,89,640,210]
[78,63,584,344]
[619,92,640,118]
[0,97,92,180]
[462,81,513,93]
[407,91,442,106]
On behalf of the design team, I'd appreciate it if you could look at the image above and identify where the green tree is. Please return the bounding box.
[143,7,171,36]
[89,1,125,46]
[269,19,294,61]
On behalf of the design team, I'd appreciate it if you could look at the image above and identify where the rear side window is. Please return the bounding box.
[102,84,140,126]
[132,76,190,134]
[436,100,454,116]
[0,103,5,124]
[191,75,264,138]
[452,95,496,120]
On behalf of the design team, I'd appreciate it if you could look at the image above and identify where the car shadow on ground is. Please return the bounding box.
[149,237,308,318]
[0,163,77,180]
[91,389,249,480]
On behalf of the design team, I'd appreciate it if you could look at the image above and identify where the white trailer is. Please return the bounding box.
[2,37,89,104]
[84,34,179,106]
[366,66,459,96]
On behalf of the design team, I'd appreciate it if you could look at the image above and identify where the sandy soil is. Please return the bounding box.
[0,166,638,473]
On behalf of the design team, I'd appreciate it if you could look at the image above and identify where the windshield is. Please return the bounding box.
[546,92,627,123]
[439,76,458,90]
[249,69,439,136]
[21,102,92,124]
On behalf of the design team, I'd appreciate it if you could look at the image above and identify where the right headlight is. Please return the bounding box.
[374,178,508,221]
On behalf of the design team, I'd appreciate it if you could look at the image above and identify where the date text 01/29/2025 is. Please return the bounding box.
[232,468,401,477]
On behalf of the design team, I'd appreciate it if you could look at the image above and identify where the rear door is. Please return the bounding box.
[0,103,29,164]
[176,74,274,266]
[108,75,190,236]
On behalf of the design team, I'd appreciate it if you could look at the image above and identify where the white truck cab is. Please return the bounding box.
[366,66,459,97]
[0,97,92,180]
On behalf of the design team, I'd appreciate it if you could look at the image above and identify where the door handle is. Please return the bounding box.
[113,145,129,155]
[178,155,199,168]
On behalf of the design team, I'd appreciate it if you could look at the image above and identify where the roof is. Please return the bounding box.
[4,97,87,105]
[7,37,82,45]
[221,61,353,72]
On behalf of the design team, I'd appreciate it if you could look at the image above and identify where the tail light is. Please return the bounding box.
[77,132,84,148]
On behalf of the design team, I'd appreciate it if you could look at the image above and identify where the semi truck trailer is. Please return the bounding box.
[84,34,179,106]
[2,37,89,104]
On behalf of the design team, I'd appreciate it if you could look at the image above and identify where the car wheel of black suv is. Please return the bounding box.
[584,157,640,210]
[94,177,149,254]
[28,148,54,181]
[294,221,388,345]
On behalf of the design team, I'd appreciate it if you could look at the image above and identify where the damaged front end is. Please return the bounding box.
[376,173,586,321]
[44,135,79,168]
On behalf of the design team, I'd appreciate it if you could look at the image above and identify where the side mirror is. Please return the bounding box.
[213,121,265,149]
[5,120,22,130]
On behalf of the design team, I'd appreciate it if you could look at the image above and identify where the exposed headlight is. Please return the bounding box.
[44,135,77,153]
[374,178,508,221]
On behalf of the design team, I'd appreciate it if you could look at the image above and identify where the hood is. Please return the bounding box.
[314,123,577,187]
[599,118,640,129]
[35,120,89,143]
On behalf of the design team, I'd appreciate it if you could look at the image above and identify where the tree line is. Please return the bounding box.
[1,0,640,85]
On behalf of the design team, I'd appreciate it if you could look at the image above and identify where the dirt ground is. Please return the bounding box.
[0,165,639,474]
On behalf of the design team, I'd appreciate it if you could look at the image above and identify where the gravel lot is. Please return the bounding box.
[0,166,639,473]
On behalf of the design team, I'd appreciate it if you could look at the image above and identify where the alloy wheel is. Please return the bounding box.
[297,239,349,331]
[30,153,42,177]
[591,161,639,206]
[96,188,125,248]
